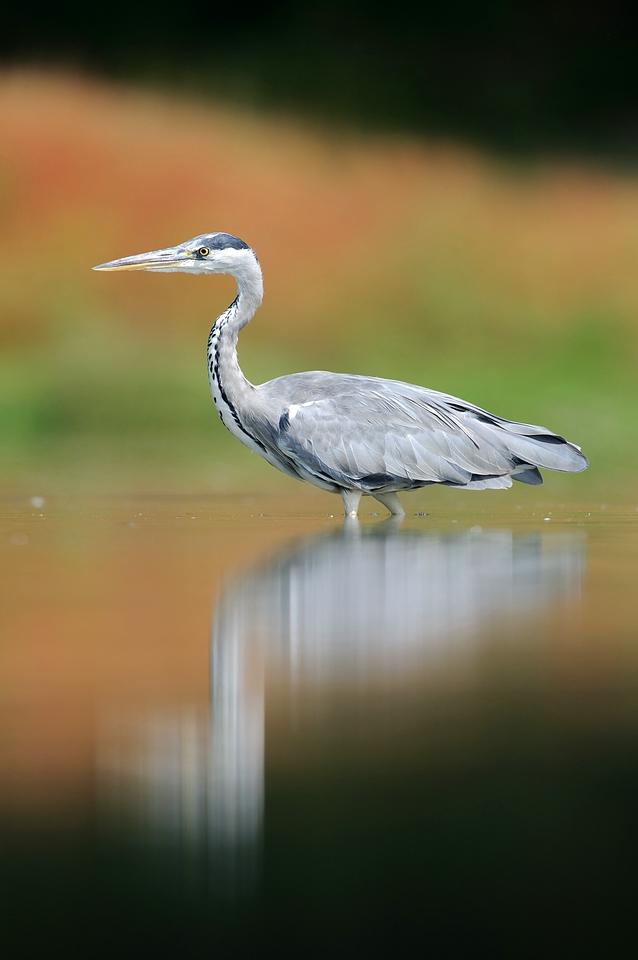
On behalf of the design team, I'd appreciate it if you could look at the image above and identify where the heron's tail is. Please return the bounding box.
[501,430,589,476]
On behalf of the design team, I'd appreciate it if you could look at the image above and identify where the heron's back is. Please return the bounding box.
[249,371,587,494]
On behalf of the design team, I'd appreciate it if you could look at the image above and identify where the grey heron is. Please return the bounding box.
[94,233,588,518]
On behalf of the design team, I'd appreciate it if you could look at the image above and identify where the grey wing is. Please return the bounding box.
[258,376,588,493]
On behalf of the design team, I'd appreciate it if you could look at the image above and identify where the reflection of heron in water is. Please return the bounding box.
[95,233,588,517]
[102,523,585,891]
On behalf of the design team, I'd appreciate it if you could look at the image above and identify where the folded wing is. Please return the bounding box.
[261,375,587,492]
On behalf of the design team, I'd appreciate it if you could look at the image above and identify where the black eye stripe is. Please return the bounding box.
[196,234,250,251]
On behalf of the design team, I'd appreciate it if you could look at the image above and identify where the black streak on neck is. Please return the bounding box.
[208,316,267,453]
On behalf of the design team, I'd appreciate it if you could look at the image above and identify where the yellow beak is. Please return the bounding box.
[93,245,188,272]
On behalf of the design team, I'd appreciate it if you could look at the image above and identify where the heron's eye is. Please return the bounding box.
[198,247,210,257]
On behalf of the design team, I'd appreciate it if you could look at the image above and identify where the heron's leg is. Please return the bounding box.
[341,489,362,518]
[373,492,405,518]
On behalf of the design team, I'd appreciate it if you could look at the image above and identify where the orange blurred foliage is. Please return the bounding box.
[2,68,638,366]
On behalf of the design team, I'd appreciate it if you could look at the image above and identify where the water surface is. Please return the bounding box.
[1,490,637,957]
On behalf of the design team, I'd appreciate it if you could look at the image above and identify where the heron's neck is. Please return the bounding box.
[207,256,266,449]
[223,257,264,337]
[209,256,263,378]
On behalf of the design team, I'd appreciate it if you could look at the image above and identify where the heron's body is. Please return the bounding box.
[95,233,588,517]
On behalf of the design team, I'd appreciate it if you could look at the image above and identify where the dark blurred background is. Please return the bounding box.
[3,0,638,152]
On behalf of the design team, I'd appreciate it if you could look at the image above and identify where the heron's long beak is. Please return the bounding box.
[92,246,188,272]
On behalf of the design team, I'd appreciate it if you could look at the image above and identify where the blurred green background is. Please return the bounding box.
[1,3,638,495]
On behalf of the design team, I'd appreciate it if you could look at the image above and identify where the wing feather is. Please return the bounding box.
[255,372,588,490]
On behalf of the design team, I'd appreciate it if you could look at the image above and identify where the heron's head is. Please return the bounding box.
[93,233,257,277]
